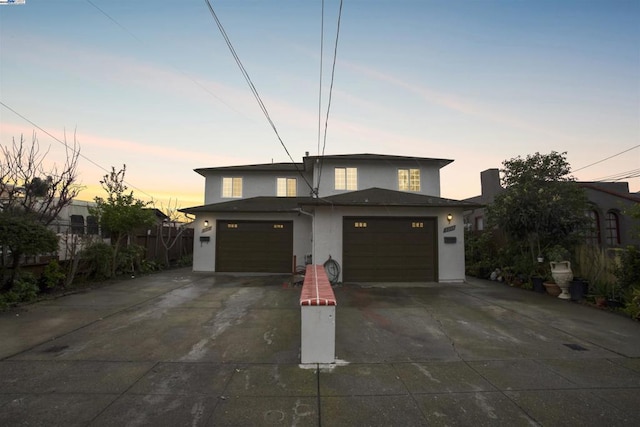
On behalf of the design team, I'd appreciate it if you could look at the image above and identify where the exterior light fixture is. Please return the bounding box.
[447,213,453,224]
[204,220,209,227]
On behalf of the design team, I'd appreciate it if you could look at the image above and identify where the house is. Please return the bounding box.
[180,153,480,283]
[464,169,640,249]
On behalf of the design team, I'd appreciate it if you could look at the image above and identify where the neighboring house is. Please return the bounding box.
[50,199,102,261]
[464,169,640,249]
[180,153,481,283]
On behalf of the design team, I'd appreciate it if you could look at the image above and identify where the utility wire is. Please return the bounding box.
[203,0,314,193]
[592,168,640,182]
[573,144,640,173]
[0,100,156,201]
[84,0,242,117]
[315,0,344,194]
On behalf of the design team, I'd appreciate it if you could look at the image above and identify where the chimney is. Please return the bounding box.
[481,168,502,203]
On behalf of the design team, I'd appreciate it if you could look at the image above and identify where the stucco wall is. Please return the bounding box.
[312,205,466,283]
[203,171,313,204]
[312,158,442,197]
[191,212,312,272]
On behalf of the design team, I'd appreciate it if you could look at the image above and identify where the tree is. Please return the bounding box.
[487,151,589,264]
[0,133,81,225]
[90,165,156,277]
[0,213,59,290]
[157,199,189,268]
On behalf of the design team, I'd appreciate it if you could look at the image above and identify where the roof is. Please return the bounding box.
[179,197,315,214]
[302,188,483,209]
[179,188,482,214]
[194,162,305,176]
[579,182,640,203]
[303,153,453,169]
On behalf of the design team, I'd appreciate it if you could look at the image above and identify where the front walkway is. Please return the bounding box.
[0,270,638,426]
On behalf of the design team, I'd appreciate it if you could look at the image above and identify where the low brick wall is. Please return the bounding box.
[300,264,336,364]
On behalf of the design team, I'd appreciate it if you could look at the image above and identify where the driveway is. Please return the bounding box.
[0,269,639,426]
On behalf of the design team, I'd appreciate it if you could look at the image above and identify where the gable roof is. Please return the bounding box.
[579,182,640,203]
[302,188,483,208]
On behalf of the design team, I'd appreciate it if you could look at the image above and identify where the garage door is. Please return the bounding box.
[216,220,293,273]
[343,217,437,282]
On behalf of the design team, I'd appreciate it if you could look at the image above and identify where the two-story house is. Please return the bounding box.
[180,153,480,283]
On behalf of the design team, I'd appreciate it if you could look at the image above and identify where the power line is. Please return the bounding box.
[573,144,640,173]
[315,0,344,194]
[0,100,157,201]
[592,168,640,182]
[84,0,243,117]
[203,0,314,193]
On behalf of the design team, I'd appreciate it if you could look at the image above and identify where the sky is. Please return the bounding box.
[1,0,639,211]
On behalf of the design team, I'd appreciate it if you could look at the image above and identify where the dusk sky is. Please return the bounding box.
[1,0,638,210]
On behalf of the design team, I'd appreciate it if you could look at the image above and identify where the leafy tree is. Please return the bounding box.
[0,213,59,290]
[90,166,155,277]
[487,151,589,264]
[0,133,81,225]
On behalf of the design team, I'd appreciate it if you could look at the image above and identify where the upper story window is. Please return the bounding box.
[222,177,243,198]
[585,210,600,246]
[335,167,357,190]
[605,211,620,246]
[277,178,297,197]
[70,215,84,235]
[398,168,420,191]
[87,216,99,235]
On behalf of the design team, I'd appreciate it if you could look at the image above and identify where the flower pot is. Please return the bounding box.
[550,261,573,300]
[543,282,561,297]
[569,279,588,301]
[531,277,545,293]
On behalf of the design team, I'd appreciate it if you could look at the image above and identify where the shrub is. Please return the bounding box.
[116,244,145,275]
[82,242,114,279]
[40,260,66,291]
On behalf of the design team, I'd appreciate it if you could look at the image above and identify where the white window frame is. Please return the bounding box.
[276,177,297,197]
[335,167,357,191]
[398,168,421,192]
[222,177,243,198]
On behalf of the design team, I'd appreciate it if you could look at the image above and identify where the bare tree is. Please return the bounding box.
[157,199,189,267]
[0,132,81,225]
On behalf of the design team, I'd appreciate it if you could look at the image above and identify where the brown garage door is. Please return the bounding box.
[216,220,293,273]
[343,217,437,282]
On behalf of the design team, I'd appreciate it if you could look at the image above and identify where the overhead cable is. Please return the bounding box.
[203,0,314,193]
[573,144,640,173]
[315,0,344,194]
[0,100,156,201]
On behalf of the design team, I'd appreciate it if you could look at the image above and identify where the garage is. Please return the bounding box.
[216,220,293,273]
[342,217,437,282]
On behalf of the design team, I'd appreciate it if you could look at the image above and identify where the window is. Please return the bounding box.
[335,167,357,190]
[87,216,99,235]
[398,168,420,191]
[605,211,620,246]
[276,178,297,197]
[585,210,600,246]
[70,215,84,235]
[475,216,484,231]
[222,177,242,198]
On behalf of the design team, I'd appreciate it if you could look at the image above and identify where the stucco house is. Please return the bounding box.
[181,153,481,283]
[464,168,640,249]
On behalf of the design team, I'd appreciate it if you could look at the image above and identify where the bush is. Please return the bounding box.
[1,273,39,308]
[116,244,145,275]
[40,260,66,291]
[82,242,114,279]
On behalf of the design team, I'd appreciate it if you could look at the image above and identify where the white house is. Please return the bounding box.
[181,154,480,283]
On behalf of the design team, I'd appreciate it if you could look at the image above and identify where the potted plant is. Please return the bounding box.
[547,245,573,300]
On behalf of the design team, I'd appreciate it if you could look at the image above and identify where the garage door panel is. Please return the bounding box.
[343,217,437,282]
[216,220,293,273]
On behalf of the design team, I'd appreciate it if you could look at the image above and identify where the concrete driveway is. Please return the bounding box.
[0,268,639,426]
